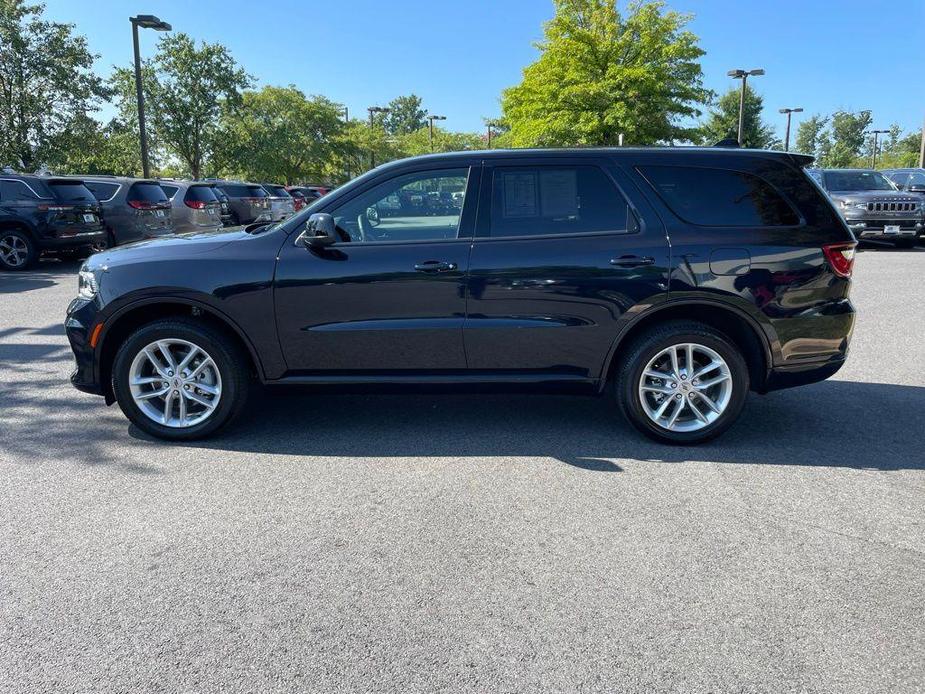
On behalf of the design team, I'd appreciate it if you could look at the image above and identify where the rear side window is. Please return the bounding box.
[184,186,218,203]
[0,180,39,201]
[265,185,290,197]
[127,182,169,204]
[48,182,97,203]
[247,186,268,198]
[639,166,799,227]
[490,165,633,237]
[83,182,120,201]
[160,184,179,199]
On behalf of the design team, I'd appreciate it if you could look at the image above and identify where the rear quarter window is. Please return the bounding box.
[160,184,179,199]
[83,182,120,201]
[0,180,39,201]
[247,186,269,198]
[639,165,800,227]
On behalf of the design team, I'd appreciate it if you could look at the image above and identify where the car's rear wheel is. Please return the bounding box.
[112,319,250,440]
[0,229,37,270]
[614,321,750,444]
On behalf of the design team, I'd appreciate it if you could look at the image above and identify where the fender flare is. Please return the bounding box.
[597,297,776,392]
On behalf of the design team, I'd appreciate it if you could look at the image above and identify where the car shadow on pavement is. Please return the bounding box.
[0,259,81,294]
[162,379,925,472]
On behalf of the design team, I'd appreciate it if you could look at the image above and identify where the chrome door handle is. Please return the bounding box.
[610,255,655,268]
[414,260,457,273]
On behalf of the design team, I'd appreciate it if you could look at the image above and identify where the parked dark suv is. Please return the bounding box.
[81,176,174,247]
[65,148,856,444]
[1,173,106,269]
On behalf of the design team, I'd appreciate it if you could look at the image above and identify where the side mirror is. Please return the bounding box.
[298,213,338,247]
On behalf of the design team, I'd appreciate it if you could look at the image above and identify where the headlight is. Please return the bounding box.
[78,267,99,300]
[854,203,868,210]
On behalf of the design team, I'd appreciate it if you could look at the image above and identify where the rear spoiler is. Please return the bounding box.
[712,139,815,169]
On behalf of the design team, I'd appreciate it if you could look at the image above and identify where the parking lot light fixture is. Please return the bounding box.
[130,15,171,179]
[778,107,803,151]
[727,68,765,147]
[867,129,889,168]
[428,115,446,152]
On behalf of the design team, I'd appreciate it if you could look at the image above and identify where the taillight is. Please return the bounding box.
[822,242,856,278]
[185,200,207,209]
[38,204,74,211]
[128,200,167,210]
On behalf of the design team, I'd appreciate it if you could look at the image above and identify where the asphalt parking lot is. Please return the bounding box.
[1,247,924,693]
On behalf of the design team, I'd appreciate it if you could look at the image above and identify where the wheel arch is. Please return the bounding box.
[97,298,266,400]
[601,300,773,393]
[0,219,38,239]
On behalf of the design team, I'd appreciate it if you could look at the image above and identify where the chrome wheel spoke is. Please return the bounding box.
[142,346,170,378]
[184,389,215,408]
[131,376,163,386]
[194,382,219,396]
[692,360,722,380]
[644,369,674,382]
[641,384,673,395]
[189,357,215,379]
[695,391,722,414]
[688,397,709,423]
[162,390,177,423]
[178,390,188,424]
[669,346,681,379]
[136,386,169,400]
[156,341,177,371]
[667,399,685,429]
[696,373,730,390]
[176,346,200,374]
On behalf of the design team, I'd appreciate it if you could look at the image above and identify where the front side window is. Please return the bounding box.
[489,165,632,237]
[640,165,800,227]
[330,168,468,243]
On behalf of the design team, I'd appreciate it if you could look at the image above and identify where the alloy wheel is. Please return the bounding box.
[128,338,222,428]
[637,342,733,433]
[0,234,29,268]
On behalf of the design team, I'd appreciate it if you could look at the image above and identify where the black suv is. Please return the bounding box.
[1,174,106,269]
[65,148,856,444]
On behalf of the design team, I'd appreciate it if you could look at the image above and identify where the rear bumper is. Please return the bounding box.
[39,228,107,251]
[764,355,847,392]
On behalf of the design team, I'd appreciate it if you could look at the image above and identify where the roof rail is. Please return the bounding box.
[713,138,740,148]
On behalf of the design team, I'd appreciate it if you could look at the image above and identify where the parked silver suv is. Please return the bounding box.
[158,180,223,234]
[210,181,271,225]
[814,168,923,248]
[261,183,295,221]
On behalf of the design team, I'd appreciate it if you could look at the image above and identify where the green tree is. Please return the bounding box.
[42,113,139,175]
[216,86,347,183]
[500,0,710,147]
[126,33,252,179]
[817,110,872,168]
[794,114,826,158]
[0,0,108,169]
[396,127,483,156]
[697,86,775,148]
[383,94,427,135]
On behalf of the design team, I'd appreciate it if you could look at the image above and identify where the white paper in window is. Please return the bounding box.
[502,173,538,218]
[540,170,579,219]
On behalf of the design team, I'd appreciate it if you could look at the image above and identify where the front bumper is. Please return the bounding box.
[843,216,923,239]
[65,297,104,396]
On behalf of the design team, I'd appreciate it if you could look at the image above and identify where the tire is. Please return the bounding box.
[614,320,750,445]
[0,229,38,270]
[112,318,250,441]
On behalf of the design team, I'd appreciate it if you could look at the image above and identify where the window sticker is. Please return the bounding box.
[502,172,538,218]
[539,170,579,219]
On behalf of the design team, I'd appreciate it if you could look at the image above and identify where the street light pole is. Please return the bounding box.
[427,115,446,152]
[727,68,765,147]
[868,129,889,168]
[367,106,390,169]
[129,15,171,178]
[778,107,803,151]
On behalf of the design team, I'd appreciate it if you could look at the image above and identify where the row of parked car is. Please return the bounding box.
[809,166,925,248]
[0,170,330,270]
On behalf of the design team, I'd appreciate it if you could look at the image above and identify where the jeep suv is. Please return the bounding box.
[1,174,106,270]
[81,176,174,247]
[65,148,856,444]
[816,168,923,247]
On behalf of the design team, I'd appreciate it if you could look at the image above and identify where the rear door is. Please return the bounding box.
[464,156,670,379]
[125,182,172,238]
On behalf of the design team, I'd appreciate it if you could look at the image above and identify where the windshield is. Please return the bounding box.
[823,171,896,192]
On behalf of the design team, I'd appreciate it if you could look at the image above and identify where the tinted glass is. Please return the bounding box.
[83,181,120,201]
[217,184,249,197]
[0,180,39,201]
[47,182,97,203]
[640,165,799,227]
[185,185,218,203]
[265,185,290,197]
[210,187,228,201]
[128,182,169,203]
[907,172,925,186]
[823,170,894,192]
[247,186,269,198]
[888,173,909,187]
[160,184,179,198]
[490,165,631,237]
[331,168,468,243]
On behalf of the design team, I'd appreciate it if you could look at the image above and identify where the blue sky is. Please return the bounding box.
[43,0,925,141]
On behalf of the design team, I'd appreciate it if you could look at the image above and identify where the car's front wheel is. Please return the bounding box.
[614,321,750,444]
[112,318,249,440]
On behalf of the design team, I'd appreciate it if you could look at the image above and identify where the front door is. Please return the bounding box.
[464,158,670,379]
[274,165,478,374]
